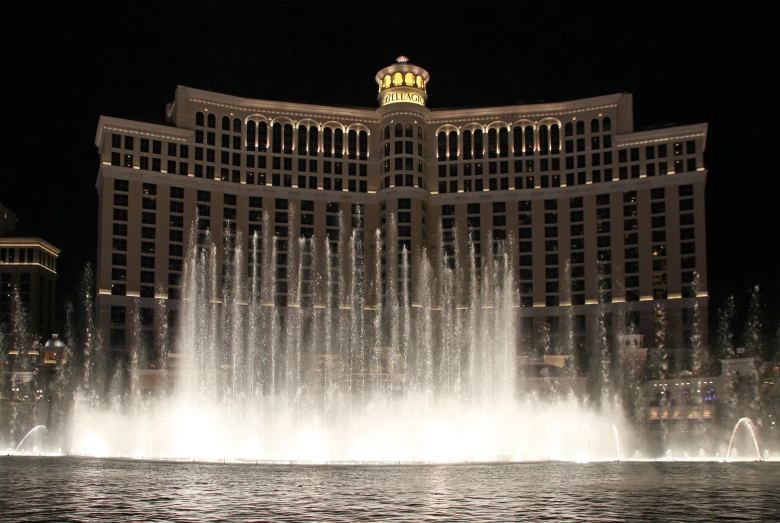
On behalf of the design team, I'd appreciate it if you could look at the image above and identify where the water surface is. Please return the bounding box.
[1,458,778,522]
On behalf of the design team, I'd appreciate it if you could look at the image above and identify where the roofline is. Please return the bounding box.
[177,86,379,121]
[95,115,193,148]
[0,237,61,255]
[616,123,709,149]
[178,88,630,123]
[427,93,628,123]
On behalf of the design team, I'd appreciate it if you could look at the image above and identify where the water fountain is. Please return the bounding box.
[59,213,633,462]
[14,425,47,453]
[727,417,762,461]
[613,424,621,460]
[1,214,777,463]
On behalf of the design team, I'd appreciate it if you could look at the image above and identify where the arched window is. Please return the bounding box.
[393,72,403,86]
[415,75,422,88]
[309,126,318,156]
[591,118,600,133]
[499,128,509,158]
[405,123,413,137]
[418,126,423,140]
[222,116,231,131]
[207,113,216,128]
[449,131,458,160]
[576,120,585,135]
[196,112,204,126]
[395,123,403,137]
[257,122,268,152]
[539,125,549,154]
[405,72,414,86]
[246,121,256,151]
[603,116,612,132]
[488,128,498,158]
[463,130,472,160]
[524,125,534,154]
[348,129,357,160]
[564,122,573,137]
[359,131,368,161]
[474,130,483,159]
[550,124,561,153]
[298,125,308,155]
[323,128,333,157]
[384,75,391,88]
[233,118,241,133]
[513,127,523,156]
[384,125,391,140]
[334,128,344,158]
[272,123,282,153]
[437,132,447,161]
[283,124,293,154]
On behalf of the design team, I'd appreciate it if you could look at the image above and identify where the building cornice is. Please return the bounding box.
[98,165,384,204]
[616,123,709,149]
[427,94,626,124]
[97,166,706,207]
[0,238,61,256]
[178,86,379,123]
[95,116,193,148]
[430,171,708,205]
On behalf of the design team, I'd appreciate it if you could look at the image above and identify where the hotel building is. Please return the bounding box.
[93,57,708,362]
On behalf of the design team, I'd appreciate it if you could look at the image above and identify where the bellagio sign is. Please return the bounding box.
[381,88,426,107]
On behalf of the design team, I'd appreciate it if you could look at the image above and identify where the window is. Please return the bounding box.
[112,223,127,237]
[449,131,458,160]
[113,193,129,207]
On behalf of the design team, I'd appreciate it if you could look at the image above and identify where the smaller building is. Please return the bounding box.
[41,334,68,366]
[0,237,60,339]
[642,350,769,435]
[3,334,69,402]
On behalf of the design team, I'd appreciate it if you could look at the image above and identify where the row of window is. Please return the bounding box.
[434,117,614,161]
[379,72,426,90]
[434,160,697,193]
[194,115,371,159]
[0,247,56,270]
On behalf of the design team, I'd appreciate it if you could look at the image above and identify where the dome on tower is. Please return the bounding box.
[375,57,430,108]
[45,334,66,347]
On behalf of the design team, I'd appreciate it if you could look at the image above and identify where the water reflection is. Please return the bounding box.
[1,458,778,522]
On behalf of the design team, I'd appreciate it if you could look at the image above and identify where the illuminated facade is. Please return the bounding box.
[93,57,708,361]
[0,237,60,339]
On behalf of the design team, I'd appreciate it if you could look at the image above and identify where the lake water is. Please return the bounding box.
[1,457,778,521]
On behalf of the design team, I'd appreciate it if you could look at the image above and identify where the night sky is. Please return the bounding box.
[4,4,776,331]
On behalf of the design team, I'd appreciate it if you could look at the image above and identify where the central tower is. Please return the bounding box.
[375,56,430,107]
[373,57,432,311]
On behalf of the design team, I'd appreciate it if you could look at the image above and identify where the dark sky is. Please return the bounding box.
[4,3,776,330]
